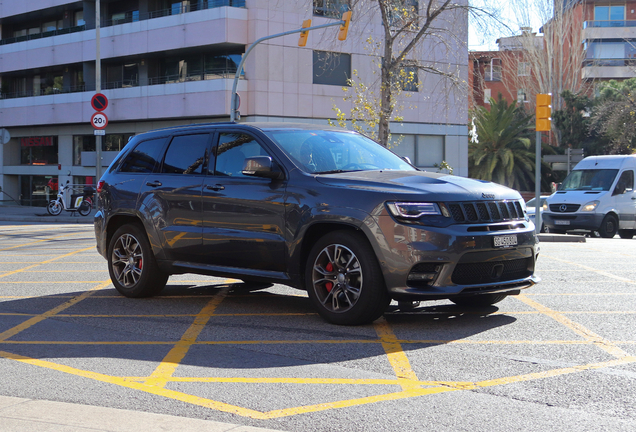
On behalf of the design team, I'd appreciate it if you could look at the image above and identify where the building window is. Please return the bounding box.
[484,88,492,103]
[398,62,419,92]
[595,5,626,26]
[389,134,444,168]
[313,0,351,18]
[313,51,351,86]
[485,58,501,81]
[517,89,528,103]
[517,62,531,76]
[73,134,133,166]
[20,137,58,165]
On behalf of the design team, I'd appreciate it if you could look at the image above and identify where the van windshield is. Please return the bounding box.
[560,169,618,191]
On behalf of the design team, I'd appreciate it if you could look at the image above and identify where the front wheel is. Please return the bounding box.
[599,214,618,238]
[305,230,390,325]
[108,224,168,298]
[78,199,92,216]
[46,200,62,216]
[450,294,507,307]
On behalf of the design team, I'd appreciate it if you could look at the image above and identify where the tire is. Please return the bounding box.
[450,294,507,307]
[46,200,62,216]
[599,214,618,238]
[305,230,390,325]
[78,199,91,216]
[618,229,635,239]
[107,224,168,298]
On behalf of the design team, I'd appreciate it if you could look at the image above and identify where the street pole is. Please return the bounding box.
[535,131,541,235]
[230,20,346,122]
[95,0,102,183]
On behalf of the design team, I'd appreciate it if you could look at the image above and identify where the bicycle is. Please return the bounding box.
[46,181,95,216]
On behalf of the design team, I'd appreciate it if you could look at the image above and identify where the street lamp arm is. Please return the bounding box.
[230,20,345,122]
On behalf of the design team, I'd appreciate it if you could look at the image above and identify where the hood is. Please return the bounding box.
[314,170,521,201]
[547,190,607,205]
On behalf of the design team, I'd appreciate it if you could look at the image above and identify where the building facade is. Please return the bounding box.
[0,0,469,207]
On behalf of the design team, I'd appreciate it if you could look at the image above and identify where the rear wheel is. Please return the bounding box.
[46,200,62,216]
[450,294,507,307]
[78,199,91,216]
[599,214,618,238]
[108,224,168,298]
[618,229,635,239]
[305,230,390,325]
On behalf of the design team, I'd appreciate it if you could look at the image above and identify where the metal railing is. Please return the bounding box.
[0,25,86,46]
[0,85,86,100]
[584,20,636,28]
[582,58,636,67]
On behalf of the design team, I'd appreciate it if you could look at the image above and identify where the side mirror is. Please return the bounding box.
[242,156,283,180]
[401,156,412,165]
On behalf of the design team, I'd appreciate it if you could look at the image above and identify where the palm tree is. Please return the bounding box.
[469,95,538,191]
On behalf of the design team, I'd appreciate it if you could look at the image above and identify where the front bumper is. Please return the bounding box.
[542,212,604,231]
[370,215,539,301]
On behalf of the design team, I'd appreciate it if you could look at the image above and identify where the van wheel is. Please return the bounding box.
[305,230,390,325]
[450,294,507,307]
[108,224,168,298]
[599,214,618,238]
[618,229,635,239]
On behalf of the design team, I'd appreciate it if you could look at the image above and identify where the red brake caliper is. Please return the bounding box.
[325,262,333,292]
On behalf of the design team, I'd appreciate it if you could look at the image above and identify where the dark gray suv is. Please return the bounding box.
[94,122,539,325]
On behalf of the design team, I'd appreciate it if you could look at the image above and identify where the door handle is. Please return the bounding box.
[206,184,225,191]
[145,181,162,187]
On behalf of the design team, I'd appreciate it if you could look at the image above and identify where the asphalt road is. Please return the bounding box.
[1,223,635,431]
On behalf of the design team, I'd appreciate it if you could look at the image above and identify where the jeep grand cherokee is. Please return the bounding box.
[94,122,539,325]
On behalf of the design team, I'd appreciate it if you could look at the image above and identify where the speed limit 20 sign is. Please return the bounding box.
[91,112,108,130]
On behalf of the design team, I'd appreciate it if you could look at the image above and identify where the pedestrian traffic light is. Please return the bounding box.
[536,93,552,132]
[298,19,311,47]
[338,11,352,41]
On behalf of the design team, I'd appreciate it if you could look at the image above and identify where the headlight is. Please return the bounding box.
[387,202,445,218]
[581,200,599,212]
[542,202,548,211]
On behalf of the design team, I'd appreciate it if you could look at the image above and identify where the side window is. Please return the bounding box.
[119,138,166,173]
[213,133,270,177]
[161,134,210,175]
[613,170,634,195]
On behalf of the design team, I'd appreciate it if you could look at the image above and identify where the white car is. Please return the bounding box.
[526,196,549,232]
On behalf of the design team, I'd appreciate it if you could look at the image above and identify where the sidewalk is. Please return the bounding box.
[0,395,281,432]
[0,204,95,224]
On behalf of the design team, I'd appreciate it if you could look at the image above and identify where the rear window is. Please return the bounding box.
[119,138,166,174]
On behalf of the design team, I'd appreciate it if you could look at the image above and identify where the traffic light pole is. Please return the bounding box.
[230,20,346,122]
[535,131,541,235]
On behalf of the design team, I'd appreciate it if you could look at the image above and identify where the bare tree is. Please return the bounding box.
[325,0,491,146]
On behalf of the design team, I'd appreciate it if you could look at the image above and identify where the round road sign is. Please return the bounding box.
[91,93,109,111]
[91,112,108,130]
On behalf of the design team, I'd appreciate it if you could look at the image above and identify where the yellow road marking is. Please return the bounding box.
[517,294,631,358]
[374,318,420,390]
[0,233,86,252]
[542,254,636,284]
[0,281,109,342]
[0,246,95,279]
[144,290,228,388]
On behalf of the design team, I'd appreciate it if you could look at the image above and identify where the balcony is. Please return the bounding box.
[581,59,636,79]
[582,21,636,40]
[0,0,246,47]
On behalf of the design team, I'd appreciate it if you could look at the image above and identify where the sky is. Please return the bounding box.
[468,0,547,51]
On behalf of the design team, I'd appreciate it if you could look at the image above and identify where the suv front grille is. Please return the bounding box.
[451,257,533,285]
[444,200,525,224]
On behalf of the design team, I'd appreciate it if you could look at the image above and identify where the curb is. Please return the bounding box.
[537,234,586,243]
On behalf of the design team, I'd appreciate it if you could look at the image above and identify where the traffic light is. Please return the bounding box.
[536,93,552,132]
[298,19,311,47]
[338,11,352,41]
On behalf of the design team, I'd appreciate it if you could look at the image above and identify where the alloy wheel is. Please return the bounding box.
[311,244,362,313]
[111,233,143,288]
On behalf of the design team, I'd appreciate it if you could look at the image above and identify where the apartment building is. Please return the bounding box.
[0,0,468,207]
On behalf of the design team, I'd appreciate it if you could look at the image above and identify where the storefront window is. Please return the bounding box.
[20,136,58,165]
[20,175,54,207]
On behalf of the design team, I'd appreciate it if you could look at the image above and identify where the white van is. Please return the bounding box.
[543,155,636,238]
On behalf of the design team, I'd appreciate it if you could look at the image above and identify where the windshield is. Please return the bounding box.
[560,169,618,191]
[264,130,416,174]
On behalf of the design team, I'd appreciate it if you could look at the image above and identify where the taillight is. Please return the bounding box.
[97,180,105,193]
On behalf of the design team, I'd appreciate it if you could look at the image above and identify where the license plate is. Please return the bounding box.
[555,220,570,225]
[494,235,517,247]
